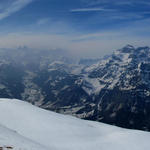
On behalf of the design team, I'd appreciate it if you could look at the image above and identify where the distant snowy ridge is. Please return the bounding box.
[81,45,150,94]
[0,98,150,150]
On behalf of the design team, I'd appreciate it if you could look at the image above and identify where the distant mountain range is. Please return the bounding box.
[0,45,150,131]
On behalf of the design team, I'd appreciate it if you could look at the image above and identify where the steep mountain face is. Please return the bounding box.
[0,45,150,131]
[81,45,150,131]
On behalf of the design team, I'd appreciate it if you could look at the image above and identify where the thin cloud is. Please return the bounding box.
[0,22,150,58]
[37,18,50,25]
[84,0,150,6]
[0,0,33,20]
[70,7,113,12]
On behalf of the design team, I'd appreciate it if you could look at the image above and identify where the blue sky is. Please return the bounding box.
[0,0,150,57]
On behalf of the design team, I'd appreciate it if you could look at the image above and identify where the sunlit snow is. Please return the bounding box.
[0,98,150,150]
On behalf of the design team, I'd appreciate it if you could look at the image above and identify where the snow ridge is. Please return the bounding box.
[0,98,150,150]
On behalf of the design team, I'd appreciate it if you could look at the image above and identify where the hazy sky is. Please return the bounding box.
[0,0,150,58]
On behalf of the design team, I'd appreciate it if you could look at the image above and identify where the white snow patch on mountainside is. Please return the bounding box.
[83,75,105,95]
[0,98,150,150]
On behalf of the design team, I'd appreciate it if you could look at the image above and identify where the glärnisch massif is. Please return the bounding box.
[0,45,150,131]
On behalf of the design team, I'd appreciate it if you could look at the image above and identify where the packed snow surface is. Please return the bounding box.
[0,98,150,150]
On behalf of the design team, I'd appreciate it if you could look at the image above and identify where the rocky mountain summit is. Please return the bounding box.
[0,45,150,131]
[81,45,150,131]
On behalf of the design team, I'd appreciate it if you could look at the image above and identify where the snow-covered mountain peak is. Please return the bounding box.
[113,45,136,63]
[81,45,150,95]
[114,44,134,54]
[109,45,150,66]
[114,45,150,62]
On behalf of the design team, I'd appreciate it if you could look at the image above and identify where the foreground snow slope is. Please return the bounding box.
[0,124,49,150]
[0,98,150,150]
